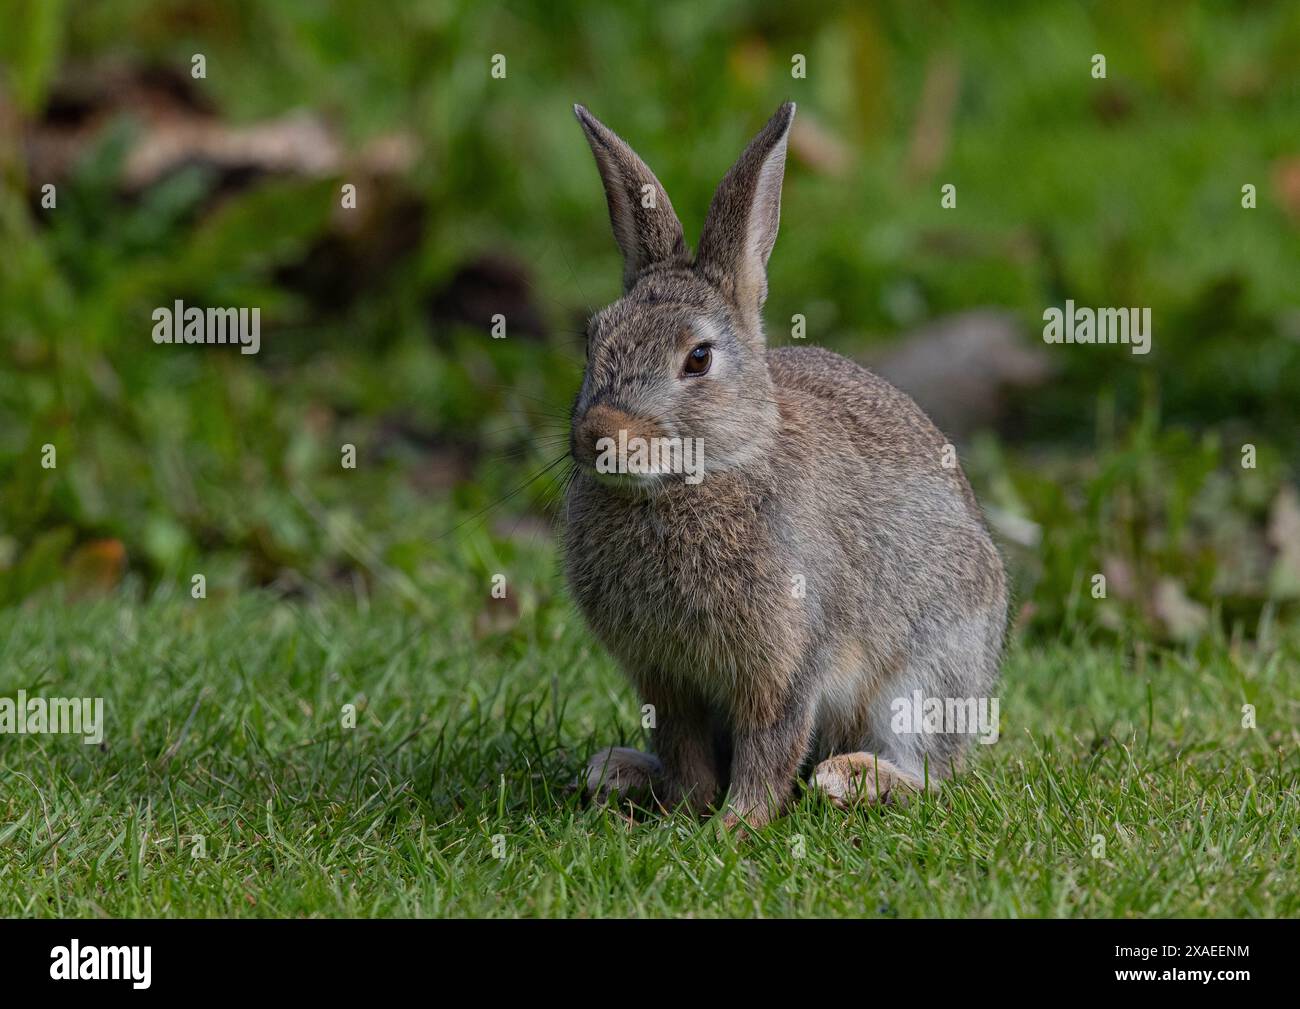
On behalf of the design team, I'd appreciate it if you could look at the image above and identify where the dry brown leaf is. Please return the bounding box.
[1151,577,1208,641]
[1266,484,1300,597]
[1272,156,1300,225]
[789,114,851,177]
[65,539,127,597]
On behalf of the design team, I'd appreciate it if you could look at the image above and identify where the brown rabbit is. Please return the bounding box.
[565,102,1007,832]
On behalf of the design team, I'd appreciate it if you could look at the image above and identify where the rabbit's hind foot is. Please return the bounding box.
[808,752,926,808]
[583,746,662,806]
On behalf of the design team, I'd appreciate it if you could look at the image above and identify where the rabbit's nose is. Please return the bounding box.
[573,404,659,465]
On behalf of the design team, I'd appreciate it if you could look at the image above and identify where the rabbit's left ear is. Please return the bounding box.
[574,105,688,292]
[695,102,796,329]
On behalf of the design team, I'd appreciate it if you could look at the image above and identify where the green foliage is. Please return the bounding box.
[1,1,1298,641]
[0,0,66,113]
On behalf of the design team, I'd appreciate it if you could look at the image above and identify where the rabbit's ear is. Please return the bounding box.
[695,102,796,329]
[574,105,688,292]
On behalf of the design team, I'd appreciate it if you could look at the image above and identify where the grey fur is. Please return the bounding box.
[565,103,1007,830]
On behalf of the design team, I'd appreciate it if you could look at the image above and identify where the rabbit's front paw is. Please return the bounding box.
[711,809,750,842]
[583,746,662,806]
[809,753,923,808]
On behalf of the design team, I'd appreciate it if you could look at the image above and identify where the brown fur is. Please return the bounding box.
[565,104,1007,831]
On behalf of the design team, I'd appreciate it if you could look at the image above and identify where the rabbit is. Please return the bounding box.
[564,101,1007,833]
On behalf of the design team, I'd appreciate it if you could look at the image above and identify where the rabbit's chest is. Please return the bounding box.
[565,487,804,694]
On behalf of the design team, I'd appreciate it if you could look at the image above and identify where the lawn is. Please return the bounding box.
[2,586,1295,918]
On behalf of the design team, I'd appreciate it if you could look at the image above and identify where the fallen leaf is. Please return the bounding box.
[1151,577,1208,641]
[65,539,127,597]
[1266,484,1300,598]
[474,591,521,639]
[790,114,851,177]
[1271,155,1300,225]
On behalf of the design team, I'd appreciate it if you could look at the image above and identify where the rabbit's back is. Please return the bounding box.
[766,343,1004,623]
[768,345,956,471]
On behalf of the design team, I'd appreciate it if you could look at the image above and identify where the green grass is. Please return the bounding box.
[2,585,1296,918]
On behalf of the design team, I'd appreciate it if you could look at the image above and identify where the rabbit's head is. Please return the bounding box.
[569,103,796,491]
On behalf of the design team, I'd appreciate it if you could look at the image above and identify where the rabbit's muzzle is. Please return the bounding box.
[571,403,665,468]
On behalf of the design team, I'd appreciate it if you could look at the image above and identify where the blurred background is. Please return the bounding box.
[1,0,1298,644]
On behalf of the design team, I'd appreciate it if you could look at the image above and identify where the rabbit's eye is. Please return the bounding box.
[683,344,712,377]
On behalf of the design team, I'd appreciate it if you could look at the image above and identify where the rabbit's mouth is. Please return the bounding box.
[573,424,709,490]
[586,467,671,497]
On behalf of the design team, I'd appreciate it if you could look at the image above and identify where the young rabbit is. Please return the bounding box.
[565,102,1007,832]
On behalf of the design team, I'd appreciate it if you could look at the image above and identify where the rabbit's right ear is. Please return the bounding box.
[574,105,688,292]
[695,103,795,332]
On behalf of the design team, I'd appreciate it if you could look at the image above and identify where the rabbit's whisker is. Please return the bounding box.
[436,452,573,542]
